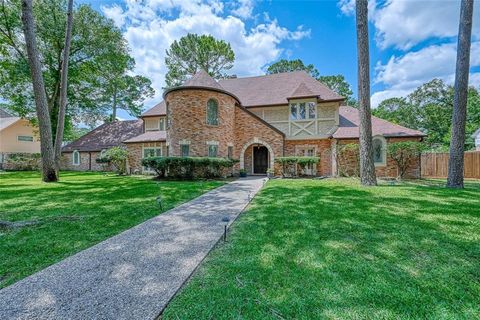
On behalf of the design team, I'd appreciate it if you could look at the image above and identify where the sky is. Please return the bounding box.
[80,0,480,120]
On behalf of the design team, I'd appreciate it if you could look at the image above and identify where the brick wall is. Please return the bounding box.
[165,89,236,157]
[126,142,167,174]
[234,106,284,173]
[335,137,422,178]
[61,151,113,171]
[284,139,332,176]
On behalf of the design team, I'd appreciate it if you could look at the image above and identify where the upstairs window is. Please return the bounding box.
[206,99,219,125]
[159,118,165,130]
[373,136,386,165]
[73,150,80,165]
[290,101,316,120]
[17,135,33,142]
[145,118,160,131]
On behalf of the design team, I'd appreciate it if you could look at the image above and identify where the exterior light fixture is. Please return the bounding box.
[222,216,230,241]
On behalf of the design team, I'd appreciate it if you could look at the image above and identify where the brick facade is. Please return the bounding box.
[126,142,167,174]
[61,151,113,171]
[165,89,236,158]
[336,137,422,178]
[284,139,333,176]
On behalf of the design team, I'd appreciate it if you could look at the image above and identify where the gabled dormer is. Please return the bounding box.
[140,101,167,133]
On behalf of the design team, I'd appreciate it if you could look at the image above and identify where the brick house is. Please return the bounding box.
[62,70,425,178]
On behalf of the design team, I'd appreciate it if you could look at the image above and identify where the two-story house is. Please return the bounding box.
[62,70,425,177]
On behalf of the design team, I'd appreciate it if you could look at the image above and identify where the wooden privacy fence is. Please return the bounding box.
[421,151,480,179]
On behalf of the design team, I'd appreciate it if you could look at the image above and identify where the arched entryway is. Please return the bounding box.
[239,138,275,175]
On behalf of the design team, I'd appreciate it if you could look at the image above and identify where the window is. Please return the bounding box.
[73,150,80,165]
[206,99,219,125]
[17,135,33,142]
[143,147,162,172]
[373,137,386,165]
[100,149,107,157]
[159,118,165,130]
[181,144,190,157]
[290,102,316,120]
[145,118,160,131]
[227,146,233,159]
[208,145,218,157]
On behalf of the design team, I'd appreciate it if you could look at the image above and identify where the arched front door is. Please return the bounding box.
[253,145,269,174]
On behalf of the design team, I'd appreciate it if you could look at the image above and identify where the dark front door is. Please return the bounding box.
[253,146,268,174]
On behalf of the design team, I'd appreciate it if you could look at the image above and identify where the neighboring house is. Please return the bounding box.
[62,120,143,171]
[473,129,480,151]
[63,70,425,178]
[0,108,41,169]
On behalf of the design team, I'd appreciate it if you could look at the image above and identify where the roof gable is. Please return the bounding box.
[62,120,144,152]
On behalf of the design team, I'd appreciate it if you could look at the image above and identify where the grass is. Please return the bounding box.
[163,178,480,319]
[0,171,223,289]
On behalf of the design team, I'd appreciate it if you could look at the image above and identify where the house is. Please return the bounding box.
[62,70,425,177]
[62,120,143,171]
[473,129,480,151]
[0,109,41,169]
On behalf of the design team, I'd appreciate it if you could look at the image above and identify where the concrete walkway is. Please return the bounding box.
[0,177,266,320]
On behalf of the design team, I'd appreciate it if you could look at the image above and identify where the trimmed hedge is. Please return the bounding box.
[141,156,237,179]
[4,153,41,171]
[275,156,320,177]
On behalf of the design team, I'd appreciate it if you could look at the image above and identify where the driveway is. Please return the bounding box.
[0,176,266,320]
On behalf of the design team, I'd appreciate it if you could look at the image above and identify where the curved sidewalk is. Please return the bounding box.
[0,176,266,320]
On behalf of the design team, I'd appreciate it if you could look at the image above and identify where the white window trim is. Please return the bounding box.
[72,150,80,166]
[207,142,219,157]
[289,99,317,121]
[206,141,219,146]
[373,136,387,167]
[17,135,34,142]
[144,118,161,131]
[142,145,163,173]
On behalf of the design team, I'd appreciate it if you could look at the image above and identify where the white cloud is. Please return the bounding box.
[371,42,480,107]
[231,0,255,19]
[371,0,480,50]
[102,0,309,106]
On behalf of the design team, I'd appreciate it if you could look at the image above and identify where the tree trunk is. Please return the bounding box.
[112,85,117,121]
[447,0,474,189]
[21,0,57,182]
[54,0,74,174]
[355,0,377,186]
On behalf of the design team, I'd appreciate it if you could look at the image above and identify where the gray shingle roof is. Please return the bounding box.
[62,120,144,152]
[123,131,166,143]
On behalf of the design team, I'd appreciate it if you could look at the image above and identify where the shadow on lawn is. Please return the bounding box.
[163,179,480,319]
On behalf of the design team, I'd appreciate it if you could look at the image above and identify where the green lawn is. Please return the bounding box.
[0,171,223,289]
[163,178,480,319]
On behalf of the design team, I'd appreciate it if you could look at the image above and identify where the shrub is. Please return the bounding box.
[387,141,425,179]
[4,153,41,171]
[275,156,319,177]
[97,147,128,175]
[336,143,360,177]
[141,157,236,179]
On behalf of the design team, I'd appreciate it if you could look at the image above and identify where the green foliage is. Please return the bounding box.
[275,156,319,177]
[100,147,128,175]
[0,0,153,135]
[163,178,480,319]
[318,75,356,106]
[4,153,41,171]
[336,143,360,177]
[0,171,223,288]
[387,142,425,179]
[165,33,235,87]
[373,79,480,150]
[141,157,236,179]
[266,59,356,106]
[267,59,319,78]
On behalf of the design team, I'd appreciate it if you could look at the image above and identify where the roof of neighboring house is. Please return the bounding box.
[472,128,480,138]
[219,71,344,107]
[333,106,426,139]
[0,108,13,118]
[62,120,144,152]
[123,131,166,143]
[141,101,166,117]
[0,116,20,131]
